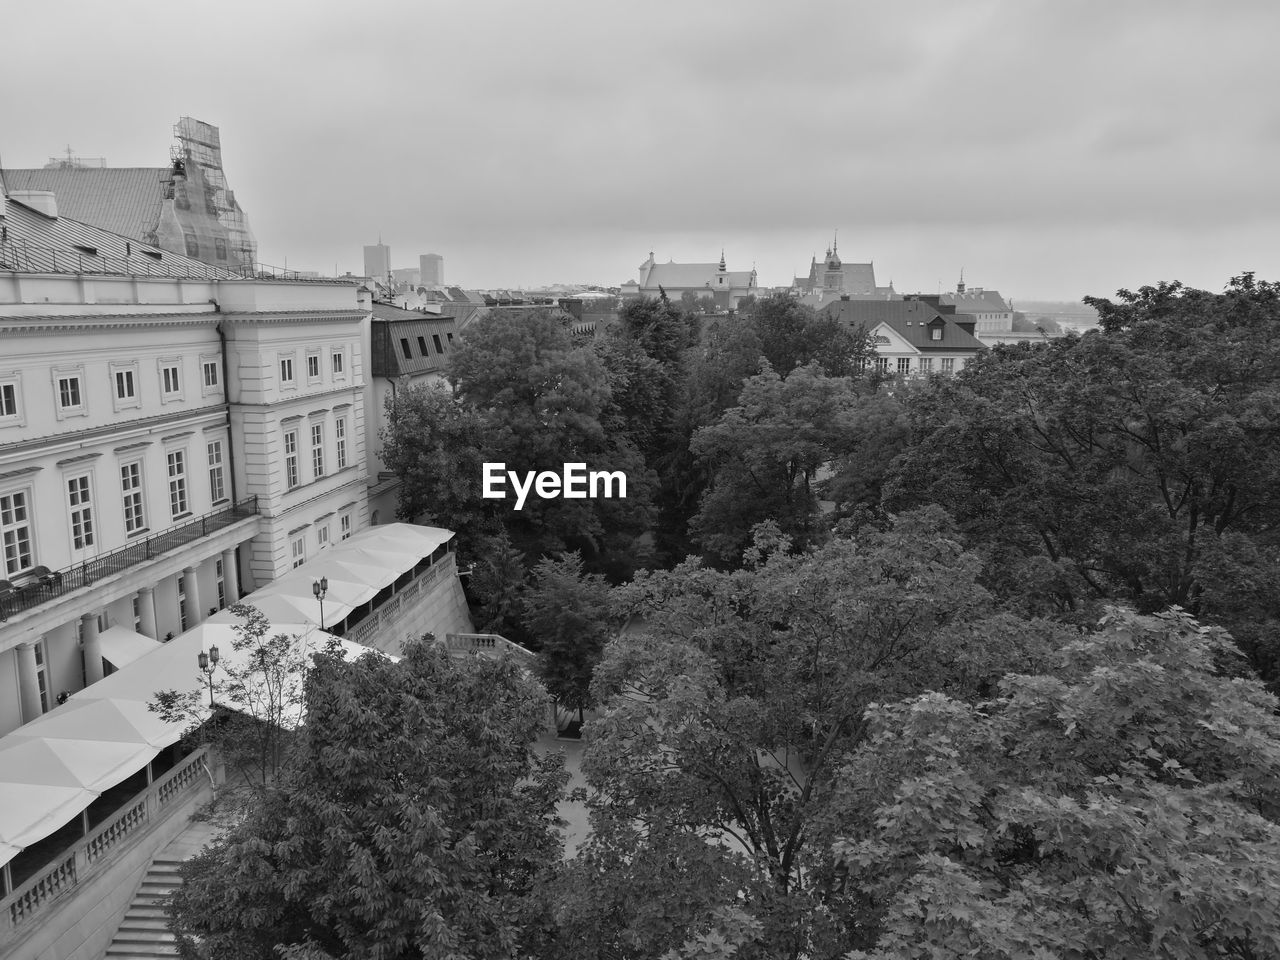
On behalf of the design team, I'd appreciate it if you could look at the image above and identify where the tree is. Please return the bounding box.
[168,640,567,960]
[379,380,495,547]
[748,293,870,379]
[521,552,613,728]
[889,274,1280,657]
[829,608,1280,959]
[689,363,861,561]
[149,603,329,794]
[555,510,1059,958]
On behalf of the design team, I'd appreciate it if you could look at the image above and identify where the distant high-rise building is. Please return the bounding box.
[420,253,444,287]
[365,242,391,280]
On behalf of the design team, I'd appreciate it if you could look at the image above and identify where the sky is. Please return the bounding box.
[3,0,1278,301]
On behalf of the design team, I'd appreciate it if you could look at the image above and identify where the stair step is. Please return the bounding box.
[118,918,170,931]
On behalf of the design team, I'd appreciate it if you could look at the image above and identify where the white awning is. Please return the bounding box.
[98,624,162,670]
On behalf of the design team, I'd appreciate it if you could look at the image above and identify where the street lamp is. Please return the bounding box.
[313,576,328,631]
[197,644,220,708]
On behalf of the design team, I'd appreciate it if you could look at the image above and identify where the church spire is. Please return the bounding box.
[957,268,966,294]
[719,248,726,271]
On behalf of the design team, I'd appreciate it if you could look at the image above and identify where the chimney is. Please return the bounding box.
[9,190,58,218]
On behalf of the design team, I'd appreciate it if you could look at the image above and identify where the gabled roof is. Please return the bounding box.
[941,288,1010,312]
[642,261,753,290]
[822,299,985,352]
[1,167,168,244]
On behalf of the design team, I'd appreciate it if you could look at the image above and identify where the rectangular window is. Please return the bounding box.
[311,423,325,478]
[941,358,955,374]
[432,334,444,354]
[216,558,226,609]
[121,462,146,533]
[874,357,889,372]
[177,575,188,631]
[280,357,295,385]
[306,353,321,381]
[115,369,135,400]
[1,490,34,576]
[918,357,933,373]
[214,238,227,261]
[133,596,142,632]
[931,328,943,341]
[162,364,181,396]
[58,375,82,409]
[331,349,344,375]
[446,332,454,344]
[284,429,300,489]
[0,382,17,419]
[208,440,226,503]
[340,512,352,540]
[67,475,95,549]
[317,524,330,549]
[897,358,911,375]
[167,449,189,518]
[203,360,220,388]
[335,417,347,470]
[417,336,429,355]
[400,338,412,360]
[291,537,306,569]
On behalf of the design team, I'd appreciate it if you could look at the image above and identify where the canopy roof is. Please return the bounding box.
[0,523,450,869]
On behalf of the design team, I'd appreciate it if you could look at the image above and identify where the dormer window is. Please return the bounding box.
[931,328,943,341]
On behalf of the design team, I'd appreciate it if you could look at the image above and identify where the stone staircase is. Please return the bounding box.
[103,856,185,959]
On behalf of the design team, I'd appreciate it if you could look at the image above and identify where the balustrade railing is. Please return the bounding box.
[1,747,211,944]
[343,558,451,651]
[0,497,258,622]
[444,633,537,664]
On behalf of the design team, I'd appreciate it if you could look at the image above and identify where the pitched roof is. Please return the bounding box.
[369,304,458,377]
[0,190,236,280]
[1,167,168,243]
[643,261,753,290]
[821,299,985,352]
[941,288,1010,312]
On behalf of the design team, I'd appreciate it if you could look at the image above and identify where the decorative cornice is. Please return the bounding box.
[222,310,367,327]
[0,406,226,458]
[0,313,220,337]
[55,452,104,468]
[161,431,195,444]
[113,440,153,454]
[0,465,42,482]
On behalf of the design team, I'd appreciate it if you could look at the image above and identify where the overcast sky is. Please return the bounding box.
[3,1,1278,301]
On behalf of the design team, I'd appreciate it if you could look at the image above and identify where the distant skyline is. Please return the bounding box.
[3,1,1278,301]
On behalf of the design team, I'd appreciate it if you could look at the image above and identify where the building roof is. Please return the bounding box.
[642,261,755,290]
[1,167,168,243]
[822,298,985,352]
[0,190,237,280]
[940,288,1010,313]
[370,303,458,377]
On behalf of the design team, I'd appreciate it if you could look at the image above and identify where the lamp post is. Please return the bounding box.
[313,576,328,631]
[197,644,220,708]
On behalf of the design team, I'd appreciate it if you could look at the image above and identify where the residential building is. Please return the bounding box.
[2,117,257,272]
[620,251,758,309]
[821,296,985,376]
[940,275,1014,336]
[366,303,459,522]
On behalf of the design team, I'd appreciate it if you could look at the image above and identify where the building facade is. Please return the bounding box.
[419,253,443,287]
[620,251,758,309]
[939,276,1013,336]
[363,241,391,282]
[0,188,371,740]
[791,237,897,306]
[822,297,985,377]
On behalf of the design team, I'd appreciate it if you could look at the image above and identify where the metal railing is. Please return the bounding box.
[0,240,355,284]
[1,747,210,943]
[0,497,258,622]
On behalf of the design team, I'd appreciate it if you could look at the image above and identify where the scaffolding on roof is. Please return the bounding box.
[172,117,257,271]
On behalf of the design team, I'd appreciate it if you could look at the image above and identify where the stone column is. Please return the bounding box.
[16,642,43,723]
[137,586,158,639]
[81,613,104,685]
[182,566,202,630]
[221,548,240,605]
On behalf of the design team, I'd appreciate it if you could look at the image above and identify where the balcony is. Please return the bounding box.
[0,497,258,622]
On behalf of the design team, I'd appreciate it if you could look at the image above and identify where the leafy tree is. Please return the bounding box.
[830,608,1280,959]
[556,510,1058,958]
[889,274,1280,654]
[168,640,567,960]
[379,380,495,547]
[522,552,613,727]
[149,603,328,794]
[617,296,698,369]
[748,292,870,379]
[689,363,861,560]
